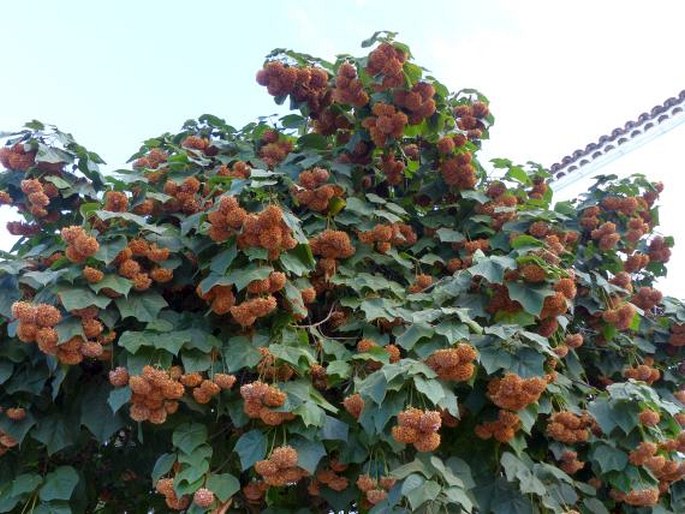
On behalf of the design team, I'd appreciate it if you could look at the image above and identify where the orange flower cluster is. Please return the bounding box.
[0,429,18,457]
[643,181,664,207]
[293,167,343,212]
[247,271,287,294]
[254,446,307,486]
[0,190,11,205]
[630,440,685,491]
[487,373,547,411]
[669,323,685,347]
[123,365,190,423]
[674,412,685,426]
[156,477,190,511]
[528,220,550,238]
[600,195,639,215]
[192,488,215,508]
[49,311,114,364]
[624,252,650,273]
[558,450,584,475]
[538,234,565,264]
[238,205,298,260]
[629,441,658,466]
[20,179,51,218]
[181,135,210,152]
[343,393,364,419]
[207,195,247,242]
[365,42,407,91]
[611,487,660,507]
[213,372,238,390]
[463,238,490,255]
[0,143,35,171]
[103,191,129,212]
[300,287,316,304]
[454,102,489,140]
[230,295,278,327]
[623,361,660,384]
[537,317,559,338]
[181,373,224,405]
[217,160,251,179]
[391,408,442,452]
[648,236,671,263]
[310,229,356,260]
[290,67,331,115]
[440,153,476,189]
[332,62,368,107]
[256,61,330,115]
[425,343,477,382]
[403,143,421,160]
[358,223,417,254]
[446,257,463,273]
[437,137,456,155]
[257,347,295,381]
[609,271,632,293]
[162,176,203,214]
[133,148,168,176]
[256,61,298,96]
[579,205,601,230]
[546,411,593,443]
[540,291,568,320]
[474,409,521,442]
[631,286,663,312]
[361,103,408,148]
[11,301,65,356]
[474,190,518,230]
[61,226,99,263]
[310,363,328,390]
[197,284,235,315]
[555,276,578,299]
[356,475,396,505]
[111,239,172,291]
[408,274,433,293]
[601,302,636,331]
[565,333,584,349]
[626,216,650,244]
[639,408,660,427]
[6,407,26,421]
[394,82,436,124]
[590,221,619,251]
[520,263,546,283]
[82,266,104,284]
[528,176,548,200]
[259,130,294,168]
[380,153,405,185]
[240,381,295,426]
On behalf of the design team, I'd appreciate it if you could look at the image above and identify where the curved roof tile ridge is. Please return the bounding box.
[550,90,685,179]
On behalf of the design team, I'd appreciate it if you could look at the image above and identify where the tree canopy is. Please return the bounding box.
[1,31,684,513]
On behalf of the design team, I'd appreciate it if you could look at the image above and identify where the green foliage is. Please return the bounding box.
[0,34,683,514]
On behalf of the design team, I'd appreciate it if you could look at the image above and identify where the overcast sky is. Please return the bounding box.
[1,0,684,293]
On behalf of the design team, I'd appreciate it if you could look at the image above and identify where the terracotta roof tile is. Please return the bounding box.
[550,90,685,181]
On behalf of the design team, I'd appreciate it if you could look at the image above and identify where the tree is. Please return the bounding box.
[0,31,683,513]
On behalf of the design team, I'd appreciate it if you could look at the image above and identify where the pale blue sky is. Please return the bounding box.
[2,1,683,169]
[2,0,685,293]
[0,0,510,168]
